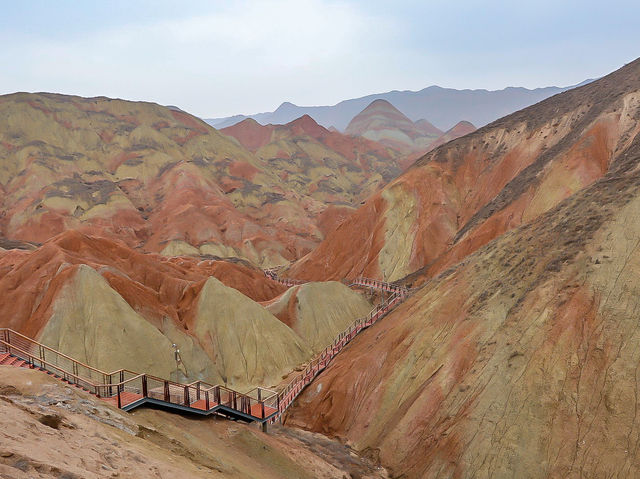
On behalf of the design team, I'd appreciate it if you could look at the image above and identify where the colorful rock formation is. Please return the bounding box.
[344,99,475,158]
[0,93,402,268]
[345,99,444,153]
[285,58,640,478]
[288,59,640,284]
[221,114,404,204]
[0,231,370,389]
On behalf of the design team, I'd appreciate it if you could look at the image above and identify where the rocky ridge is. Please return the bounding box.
[284,58,640,478]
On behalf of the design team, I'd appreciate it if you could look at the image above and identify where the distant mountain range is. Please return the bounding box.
[206,81,593,132]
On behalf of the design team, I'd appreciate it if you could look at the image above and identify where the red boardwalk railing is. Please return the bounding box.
[273,277,411,421]
[0,274,411,425]
[264,269,307,287]
[0,328,278,423]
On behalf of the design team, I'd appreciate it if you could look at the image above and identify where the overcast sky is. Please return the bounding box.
[1,0,638,118]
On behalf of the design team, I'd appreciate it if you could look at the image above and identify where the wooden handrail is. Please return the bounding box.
[0,331,274,413]
[0,339,153,393]
[1,273,409,421]
[0,328,138,380]
[275,289,406,417]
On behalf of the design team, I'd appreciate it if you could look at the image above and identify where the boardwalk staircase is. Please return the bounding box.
[0,275,411,426]
[0,329,278,424]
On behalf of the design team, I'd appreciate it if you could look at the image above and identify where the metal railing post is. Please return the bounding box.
[164,381,170,402]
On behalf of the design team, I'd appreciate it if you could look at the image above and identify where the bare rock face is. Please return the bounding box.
[289,58,640,283]
[265,281,373,353]
[285,58,640,478]
[287,174,640,477]
[40,264,176,378]
[192,277,311,388]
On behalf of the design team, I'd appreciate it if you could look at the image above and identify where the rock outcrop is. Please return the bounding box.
[265,281,373,353]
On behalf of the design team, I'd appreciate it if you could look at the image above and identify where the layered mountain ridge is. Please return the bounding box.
[221,113,405,195]
[0,92,405,268]
[287,58,640,284]
[207,81,591,131]
[284,58,640,478]
[344,98,475,154]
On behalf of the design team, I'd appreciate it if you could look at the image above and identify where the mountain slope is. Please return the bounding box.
[0,93,403,267]
[207,82,590,131]
[287,169,640,477]
[287,59,640,283]
[286,59,640,478]
[221,114,404,203]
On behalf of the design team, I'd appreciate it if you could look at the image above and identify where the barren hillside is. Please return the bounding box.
[288,58,640,283]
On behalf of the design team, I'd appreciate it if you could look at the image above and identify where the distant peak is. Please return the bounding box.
[415,118,444,136]
[219,117,273,151]
[365,98,400,110]
[446,120,476,135]
[285,114,328,137]
[274,101,298,112]
[221,116,266,132]
[238,117,262,126]
[347,99,412,128]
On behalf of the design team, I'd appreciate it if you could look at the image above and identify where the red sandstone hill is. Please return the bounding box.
[427,120,477,151]
[287,58,640,284]
[221,114,406,203]
[0,93,407,268]
[0,230,372,390]
[284,58,640,478]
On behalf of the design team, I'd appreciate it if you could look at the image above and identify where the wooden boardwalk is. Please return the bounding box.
[0,275,409,424]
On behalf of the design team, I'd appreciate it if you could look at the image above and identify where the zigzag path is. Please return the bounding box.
[0,274,411,429]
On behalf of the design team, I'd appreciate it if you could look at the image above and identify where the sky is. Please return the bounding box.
[0,0,638,118]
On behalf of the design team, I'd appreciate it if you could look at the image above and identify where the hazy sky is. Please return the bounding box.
[1,0,638,118]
